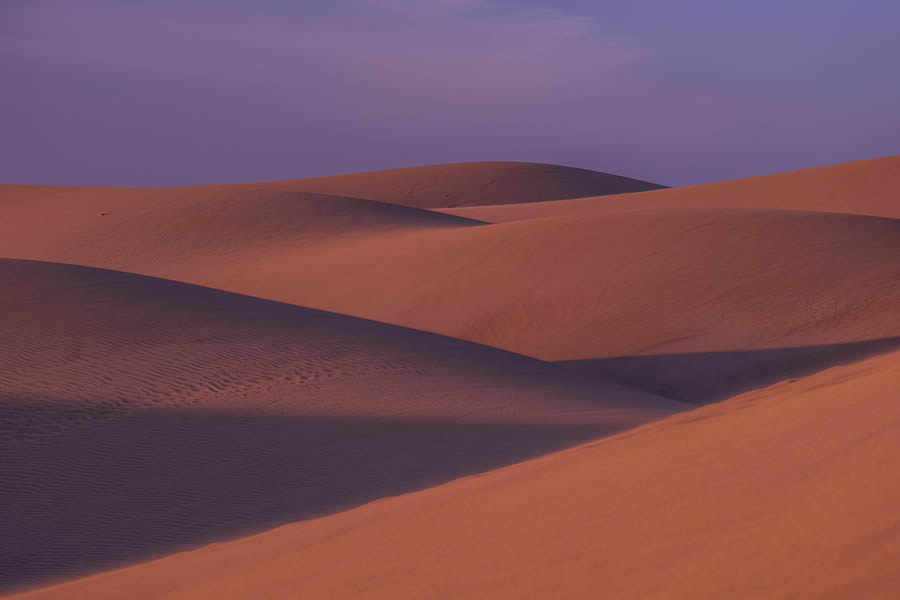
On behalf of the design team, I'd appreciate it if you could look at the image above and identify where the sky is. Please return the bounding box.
[2,0,899,186]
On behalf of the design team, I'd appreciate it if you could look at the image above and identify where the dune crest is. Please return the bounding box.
[0,187,480,265]
[3,156,899,598]
[443,155,900,222]
[0,161,663,213]
[2,162,898,403]
[275,161,665,208]
[0,258,676,591]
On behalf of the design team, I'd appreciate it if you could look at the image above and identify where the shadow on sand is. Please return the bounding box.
[1,401,617,591]
[5,338,899,591]
[558,337,900,404]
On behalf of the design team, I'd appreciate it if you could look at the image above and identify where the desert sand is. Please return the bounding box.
[13,349,900,600]
[2,157,899,598]
[442,156,900,222]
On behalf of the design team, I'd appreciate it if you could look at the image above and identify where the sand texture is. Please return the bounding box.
[14,350,900,600]
[2,157,899,597]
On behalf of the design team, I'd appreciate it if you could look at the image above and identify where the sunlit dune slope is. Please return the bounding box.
[0,186,481,262]
[17,349,900,600]
[3,156,899,599]
[1,160,898,403]
[443,155,900,222]
[0,258,677,591]
[234,208,900,402]
[0,161,663,217]
[4,199,893,403]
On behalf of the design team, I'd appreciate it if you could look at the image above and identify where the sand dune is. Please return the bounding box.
[0,258,676,591]
[0,162,663,220]
[0,186,480,265]
[443,155,900,222]
[4,203,895,403]
[15,349,900,600]
[2,162,898,402]
[2,156,899,597]
[276,161,665,208]
[255,207,898,401]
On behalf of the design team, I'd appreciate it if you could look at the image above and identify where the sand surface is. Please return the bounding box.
[12,351,900,599]
[442,155,900,222]
[0,259,676,589]
[275,161,666,208]
[2,158,899,597]
[2,160,898,403]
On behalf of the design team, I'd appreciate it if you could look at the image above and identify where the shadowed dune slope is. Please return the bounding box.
[12,206,888,404]
[0,259,677,591]
[443,155,900,222]
[16,349,900,600]
[275,161,665,207]
[221,207,900,402]
[2,156,900,598]
[2,172,899,403]
[0,161,663,214]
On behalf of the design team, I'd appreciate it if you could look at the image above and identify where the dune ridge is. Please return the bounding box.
[0,187,482,264]
[0,258,676,591]
[272,161,666,208]
[4,202,895,403]
[2,162,899,403]
[0,161,664,213]
[443,155,900,222]
[2,156,899,598]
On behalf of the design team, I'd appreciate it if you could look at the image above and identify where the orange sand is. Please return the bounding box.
[2,158,899,597]
[14,349,900,600]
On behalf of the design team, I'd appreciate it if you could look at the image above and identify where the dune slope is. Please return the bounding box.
[0,161,663,217]
[2,163,898,403]
[15,349,900,600]
[277,161,665,207]
[2,156,899,598]
[443,155,900,222]
[12,206,891,404]
[0,186,481,264]
[0,259,677,591]
[274,207,899,402]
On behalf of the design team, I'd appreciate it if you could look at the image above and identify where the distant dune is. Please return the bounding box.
[0,187,481,264]
[0,161,664,215]
[275,161,666,208]
[2,156,899,598]
[443,155,900,222]
[255,207,899,402]
[2,161,897,403]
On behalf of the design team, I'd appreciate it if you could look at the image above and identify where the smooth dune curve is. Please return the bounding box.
[2,166,899,403]
[443,155,900,222]
[0,161,663,218]
[228,207,900,402]
[14,349,900,600]
[0,186,481,264]
[6,205,892,403]
[276,161,665,207]
[0,258,677,591]
[3,156,900,598]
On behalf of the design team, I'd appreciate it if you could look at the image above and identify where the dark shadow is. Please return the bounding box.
[3,258,897,591]
[0,257,659,590]
[0,400,619,591]
[558,337,900,404]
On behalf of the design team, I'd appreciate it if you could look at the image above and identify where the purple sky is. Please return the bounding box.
[2,0,899,186]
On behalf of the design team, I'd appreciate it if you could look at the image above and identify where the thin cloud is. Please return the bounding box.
[364,0,490,16]
[3,1,647,97]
